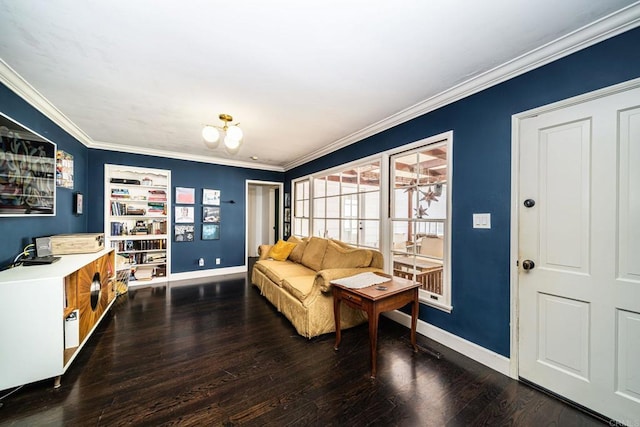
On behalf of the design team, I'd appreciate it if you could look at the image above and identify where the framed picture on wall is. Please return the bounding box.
[175,187,195,204]
[284,207,291,223]
[202,188,220,205]
[175,206,194,223]
[73,192,83,215]
[284,192,290,208]
[202,223,220,240]
[174,224,195,242]
[203,206,220,223]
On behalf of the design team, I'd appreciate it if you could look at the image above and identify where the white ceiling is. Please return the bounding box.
[1,1,638,171]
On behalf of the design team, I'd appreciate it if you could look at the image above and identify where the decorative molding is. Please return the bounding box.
[283,3,640,170]
[90,140,284,172]
[0,59,96,147]
[384,310,512,377]
[2,4,639,172]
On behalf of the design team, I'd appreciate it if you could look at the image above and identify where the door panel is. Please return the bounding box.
[539,120,591,273]
[518,85,640,422]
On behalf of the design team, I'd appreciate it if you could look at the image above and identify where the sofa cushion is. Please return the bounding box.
[300,237,328,271]
[288,240,307,263]
[254,259,315,286]
[281,275,315,303]
[321,240,373,270]
[268,239,297,261]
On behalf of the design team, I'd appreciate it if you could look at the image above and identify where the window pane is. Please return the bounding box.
[326,195,340,218]
[341,219,358,244]
[314,177,326,198]
[361,191,379,219]
[342,194,358,218]
[359,220,379,248]
[313,198,325,218]
[326,172,340,196]
[341,168,358,194]
[325,219,340,239]
[313,219,326,238]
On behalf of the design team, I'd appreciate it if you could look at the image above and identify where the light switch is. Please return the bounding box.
[473,213,491,229]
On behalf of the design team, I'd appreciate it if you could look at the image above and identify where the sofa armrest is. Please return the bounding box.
[315,267,385,293]
[258,244,274,260]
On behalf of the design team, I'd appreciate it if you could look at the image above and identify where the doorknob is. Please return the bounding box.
[523,199,535,208]
[522,260,535,270]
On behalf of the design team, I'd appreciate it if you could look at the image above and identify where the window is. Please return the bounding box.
[312,161,380,249]
[390,138,451,311]
[292,179,309,238]
[290,131,452,311]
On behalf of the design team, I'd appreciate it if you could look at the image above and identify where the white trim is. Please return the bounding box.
[385,310,511,377]
[283,3,640,170]
[509,76,640,380]
[3,6,638,173]
[169,266,246,283]
[91,141,284,172]
[245,180,284,262]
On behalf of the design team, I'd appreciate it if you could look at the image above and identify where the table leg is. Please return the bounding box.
[333,293,342,351]
[411,288,418,352]
[369,306,379,378]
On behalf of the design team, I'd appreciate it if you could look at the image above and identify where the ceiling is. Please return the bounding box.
[1,1,638,171]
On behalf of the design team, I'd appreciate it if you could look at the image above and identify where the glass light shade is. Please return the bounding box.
[226,125,243,141]
[202,125,220,143]
[224,135,241,150]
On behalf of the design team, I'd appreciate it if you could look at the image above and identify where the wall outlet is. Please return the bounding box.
[198,257,204,267]
[215,258,221,265]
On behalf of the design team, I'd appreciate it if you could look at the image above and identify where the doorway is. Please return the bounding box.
[246,181,283,259]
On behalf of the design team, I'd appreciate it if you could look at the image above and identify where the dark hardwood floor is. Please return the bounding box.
[1,271,605,426]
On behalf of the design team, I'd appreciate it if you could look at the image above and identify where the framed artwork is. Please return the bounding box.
[56,150,74,189]
[203,206,220,223]
[284,207,291,223]
[175,206,194,223]
[0,113,56,216]
[284,222,291,238]
[202,223,220,240]
[174,224,195,242]
[73,192,83,215]
[284,192,290,208]
[175,187,195,204]
[202,188,220,205]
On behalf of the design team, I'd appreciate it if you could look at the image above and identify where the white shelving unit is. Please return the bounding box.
[104,164,171,286]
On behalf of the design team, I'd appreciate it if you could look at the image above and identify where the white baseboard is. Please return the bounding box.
[168,266,247,284]
[384,310,511,377]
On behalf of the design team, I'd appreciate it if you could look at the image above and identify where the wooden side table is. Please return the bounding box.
[332,274,419,378]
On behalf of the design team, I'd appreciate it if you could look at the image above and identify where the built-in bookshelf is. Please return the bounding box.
[104,164,171,285]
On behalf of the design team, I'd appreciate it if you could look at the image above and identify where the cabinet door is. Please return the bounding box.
[77,253,114,342]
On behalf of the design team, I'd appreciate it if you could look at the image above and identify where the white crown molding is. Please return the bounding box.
[283,2,640,171]
[0,58,96,147]
[90,140,285,172]
[3,3,640,173]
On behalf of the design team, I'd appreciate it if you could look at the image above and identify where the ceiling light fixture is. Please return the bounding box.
[202,113,243,153]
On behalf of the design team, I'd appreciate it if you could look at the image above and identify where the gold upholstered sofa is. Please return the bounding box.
[251,236,384,338]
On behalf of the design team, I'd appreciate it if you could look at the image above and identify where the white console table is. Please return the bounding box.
[0,249,116,391]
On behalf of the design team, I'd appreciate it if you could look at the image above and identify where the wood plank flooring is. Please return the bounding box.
[0,272,606,426]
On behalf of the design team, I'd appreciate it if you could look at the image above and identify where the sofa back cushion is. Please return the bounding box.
[300,237,328,271]
[288,240,307,263]
[321,240,373,270]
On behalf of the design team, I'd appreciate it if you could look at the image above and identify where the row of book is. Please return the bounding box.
[110,238,166,251]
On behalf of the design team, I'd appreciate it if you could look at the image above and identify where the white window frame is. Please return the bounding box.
[290,130,453,312]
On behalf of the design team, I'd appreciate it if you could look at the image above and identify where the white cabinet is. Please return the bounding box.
[104,164,171,286]
[0,249,116,390]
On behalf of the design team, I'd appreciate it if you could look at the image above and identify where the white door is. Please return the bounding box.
[518,84,640,422]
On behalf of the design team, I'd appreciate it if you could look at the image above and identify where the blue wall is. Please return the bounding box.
[286,27,640,357]
[0,84,89,266]
[87,150,282,273]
